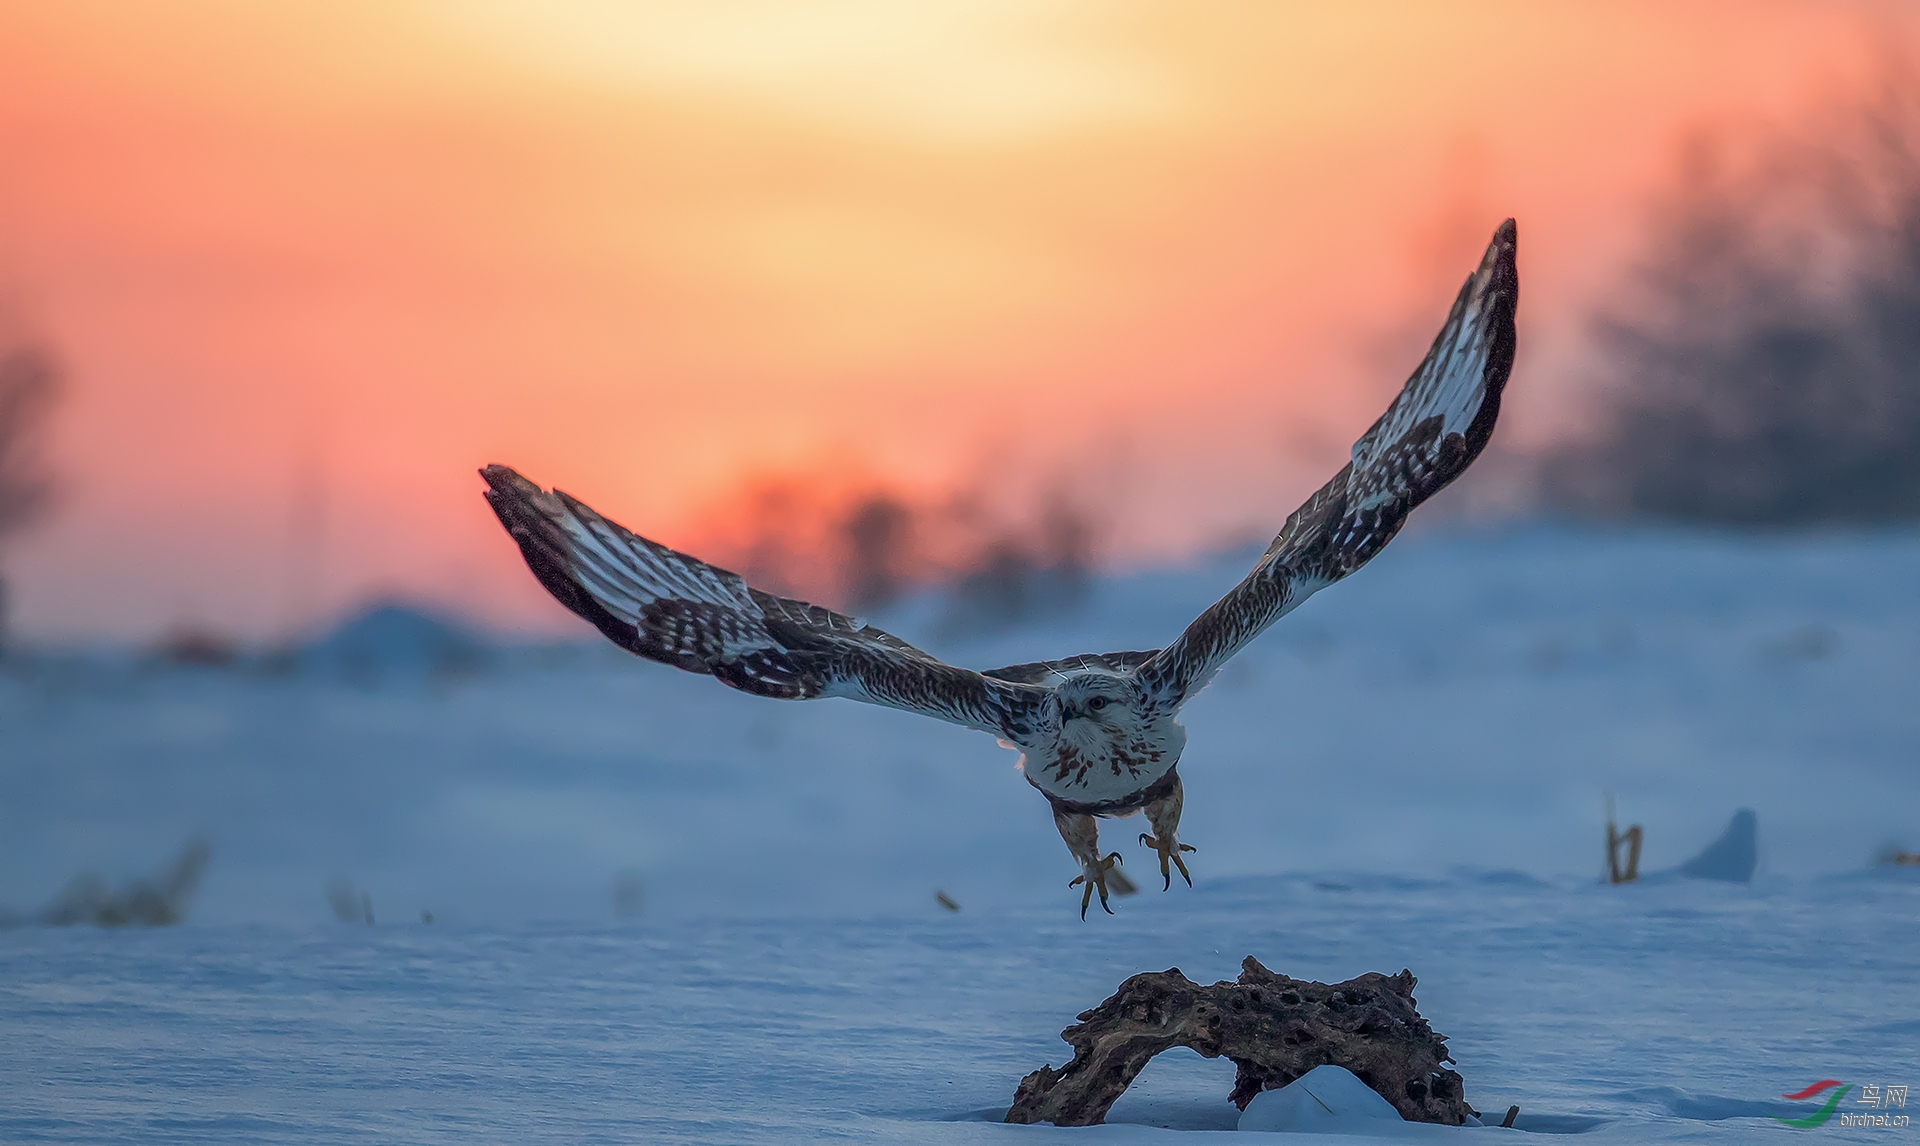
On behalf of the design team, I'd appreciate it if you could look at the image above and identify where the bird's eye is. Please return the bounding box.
[1089,696,1108,711]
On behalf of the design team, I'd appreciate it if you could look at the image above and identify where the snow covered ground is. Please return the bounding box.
[3,526,1918,1142]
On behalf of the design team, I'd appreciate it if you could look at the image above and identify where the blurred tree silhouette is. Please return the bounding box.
[937,491,1097,634]
[688,466,1102,626]
[0,341,60,650]
[840,494,915,611]
[1550,78,1920,524]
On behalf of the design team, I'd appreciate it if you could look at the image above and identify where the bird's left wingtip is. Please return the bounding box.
[478,463,545,504]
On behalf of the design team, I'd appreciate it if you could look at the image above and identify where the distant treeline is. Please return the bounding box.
[1546,73,1920,525]
[683,473,1099,629]
[0,338,60,651]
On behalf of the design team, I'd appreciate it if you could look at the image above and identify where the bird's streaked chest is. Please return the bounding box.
[1019,714,1185,808]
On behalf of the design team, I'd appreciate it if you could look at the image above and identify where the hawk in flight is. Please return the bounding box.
[482,220,1517,917]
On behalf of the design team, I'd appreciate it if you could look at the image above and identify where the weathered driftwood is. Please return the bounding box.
[1006,957,1469,1127]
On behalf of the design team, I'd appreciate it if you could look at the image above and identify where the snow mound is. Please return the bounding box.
[1675,809,1758,882]
[1238,1065,1415,1134]
[301,601,491,681]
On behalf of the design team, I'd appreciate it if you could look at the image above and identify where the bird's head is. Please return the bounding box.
[1053,670,1141,732]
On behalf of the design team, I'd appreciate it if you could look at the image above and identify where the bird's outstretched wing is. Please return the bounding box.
[1138,219,1518,711]
[481,465,1047,740]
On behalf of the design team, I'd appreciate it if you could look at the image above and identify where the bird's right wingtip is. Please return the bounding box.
[1486,219,1517,272]
[1479,219,1518,307]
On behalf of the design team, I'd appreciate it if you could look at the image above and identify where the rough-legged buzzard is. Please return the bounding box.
[482,220,1518,916]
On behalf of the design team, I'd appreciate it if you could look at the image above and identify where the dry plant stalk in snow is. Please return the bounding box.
[1607,820,1643,884]
[37,840,210,928]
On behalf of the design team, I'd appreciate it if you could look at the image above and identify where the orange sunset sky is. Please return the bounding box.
[0,0,1911,641]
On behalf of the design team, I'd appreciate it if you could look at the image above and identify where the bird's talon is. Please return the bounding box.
[1074,852,1124,919]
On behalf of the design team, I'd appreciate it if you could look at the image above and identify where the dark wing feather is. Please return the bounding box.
[1138,219,1518,711]
[481,465,1046,740]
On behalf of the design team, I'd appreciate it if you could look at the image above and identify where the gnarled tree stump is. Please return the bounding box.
[1006,957,1469,1127]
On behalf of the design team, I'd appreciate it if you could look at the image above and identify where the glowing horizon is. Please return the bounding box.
[0,0,1907,641]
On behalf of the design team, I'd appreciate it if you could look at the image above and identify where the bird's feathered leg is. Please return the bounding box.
[1054,809,1131,919]
[1138,774,1196,891]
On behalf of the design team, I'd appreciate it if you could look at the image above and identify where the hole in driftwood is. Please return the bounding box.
[1102,1049,1241,1131]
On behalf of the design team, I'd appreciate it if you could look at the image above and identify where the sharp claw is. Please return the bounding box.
[1074,853,1127,918]
[1139,832,1196,890]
